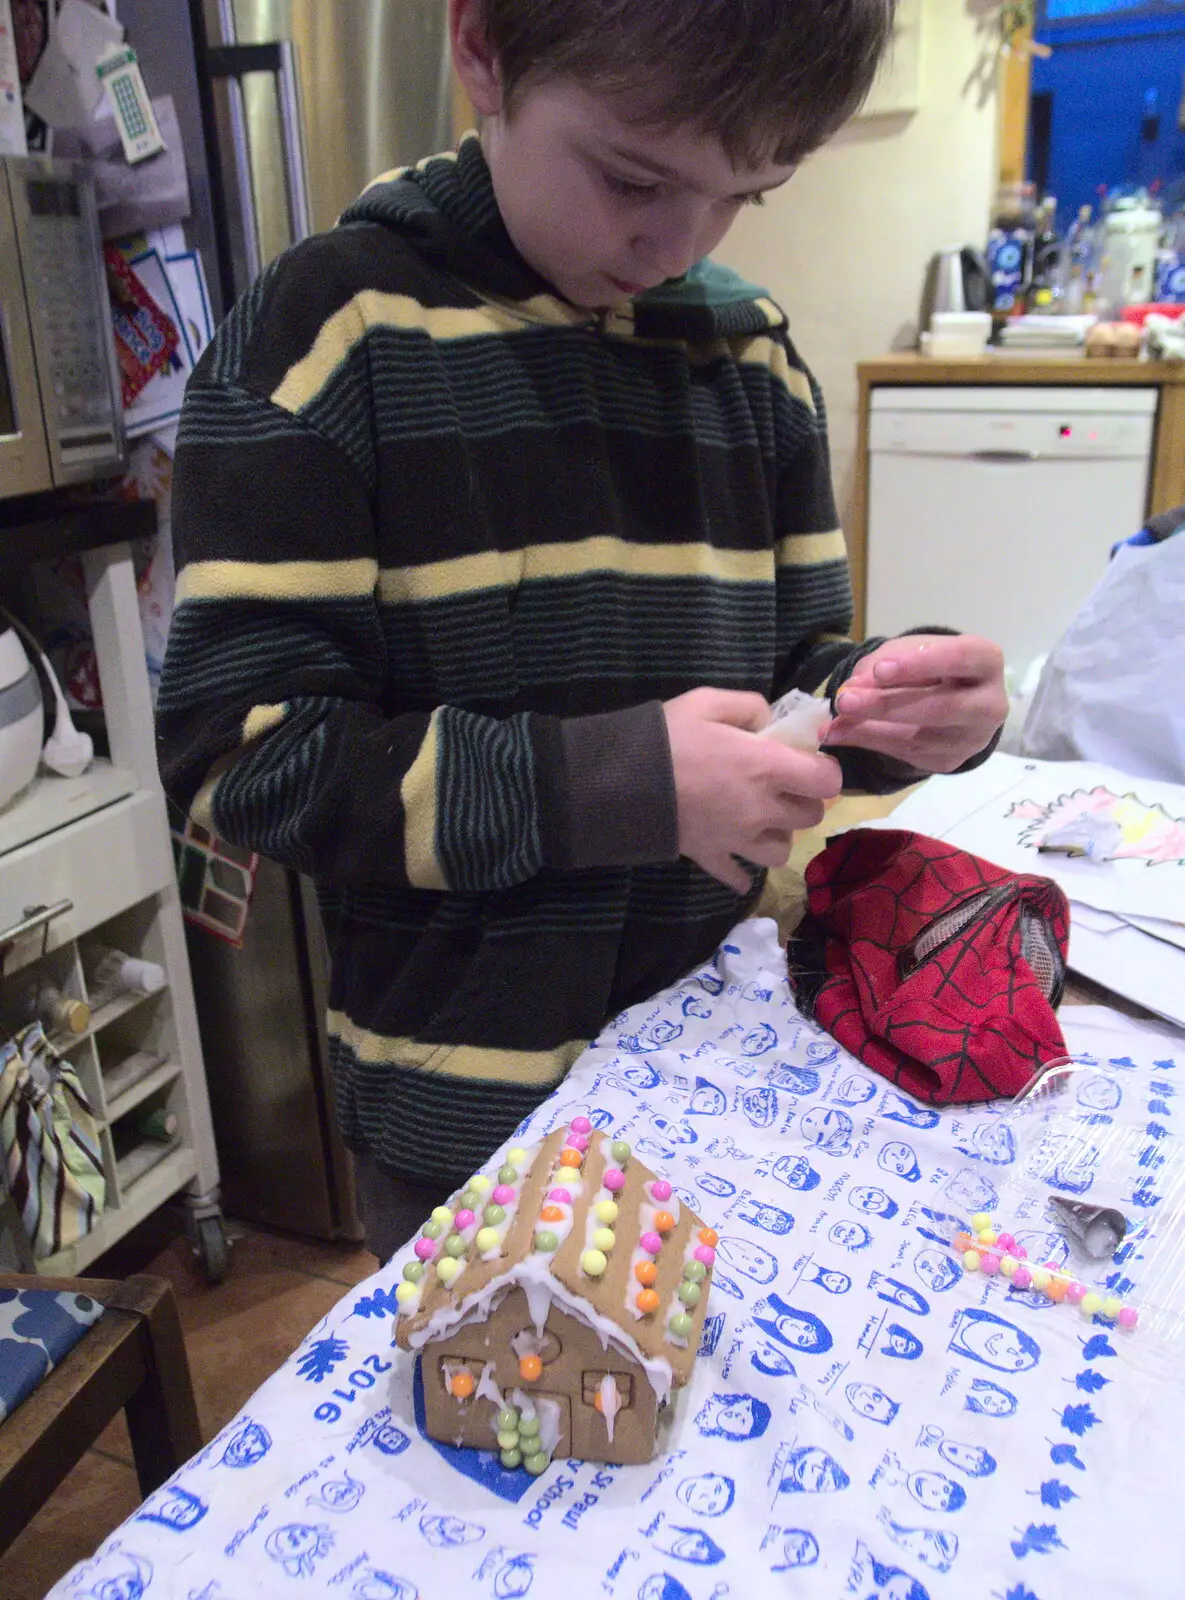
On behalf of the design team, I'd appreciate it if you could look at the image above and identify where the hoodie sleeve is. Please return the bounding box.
[157,239,678,891]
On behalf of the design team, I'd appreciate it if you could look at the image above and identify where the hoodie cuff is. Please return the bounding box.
[540,702,679,871]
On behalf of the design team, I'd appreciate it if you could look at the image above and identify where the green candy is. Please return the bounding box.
[683,1260,707,1283]
[497,1407,520,1431]
[611,1140,632,1163]
[518,1414,541,1438]
[402,1261,425,1283]
[669,1312,694,1339]
[500,1448,523,1469]
[444,1233,467,1258]
[534,1230,559,1253]
[498,1164,519,1184]
[524,1452,550,1476]
[677,1281,702,1307]
[460,1189,481,1211]
[483,1203,506,1227]
[496,1428,520,1451]
[422,1219,445,1241]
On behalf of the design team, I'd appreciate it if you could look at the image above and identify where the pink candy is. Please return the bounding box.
[996,1232,1016,1252]
[1119,1306,1139,1330]
[603,1169,626,1192]
[567,1132,590,1152]
[1066,1282,1087,1305]
[650,1179,673,1203]
[640,1231,663,1255]
[414,1237,437,1261]
[548,1187,572,1205]
[694,1245,716,1267]
[570,1116,592,1135]
[492,1184,515,1205]
[454,1209,476,1230]
[1013,1245,1028,1260]
[1012,1263,1032,1290]
[980,1251,1000,1276]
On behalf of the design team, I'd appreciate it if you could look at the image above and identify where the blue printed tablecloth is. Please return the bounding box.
[50,919,1185,1600]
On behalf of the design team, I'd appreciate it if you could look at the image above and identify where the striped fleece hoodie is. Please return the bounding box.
[158,136,931,1184]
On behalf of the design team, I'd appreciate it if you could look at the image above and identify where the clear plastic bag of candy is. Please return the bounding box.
[935,1059,1185,1347]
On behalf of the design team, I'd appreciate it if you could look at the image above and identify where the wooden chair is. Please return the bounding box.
[0,1273,202,1556]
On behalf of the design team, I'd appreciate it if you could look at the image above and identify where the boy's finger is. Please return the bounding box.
[823,717,926,757]
[868,635,1004,689]
[764,747,844,801]
[699,689,772,731]
[833,682,1006,722]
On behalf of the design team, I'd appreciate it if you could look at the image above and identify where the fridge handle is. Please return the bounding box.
[210,1,261,282]
[276,40,313,244]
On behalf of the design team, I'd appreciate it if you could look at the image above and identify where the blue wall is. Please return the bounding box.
[1031,15,1185,229]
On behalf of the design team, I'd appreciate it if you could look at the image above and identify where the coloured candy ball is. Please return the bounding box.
[492,1184,515,1205]
[518,1414,540,1439]
[962,1250,980,1271]
[698,1228,719,1248]
[1119,1307,1139,1330]
[402,1261,425,1283]
[1065,1282,1087,1306]
[1081,1292,1103,1317]
[636,1288,661,1315]
[996,1232,1016,1252]
[683,1260,707,1283]
[603,1168,626,1192]
[678,1281,701,1307]
[469,1175,491,1194]
[525,1452,550,1476]
[414,1238,437,1262]
[1102,1296,1123,1321]
[592,1228,616,1253]
[594,1200,619,1225]
[611,1141,631,1163]
[1013,1245,1028,1260]
[549,1188,572,1205]
[497,1429,521,1451]
[501,1448,523,1469]
[979,1252,1000,1277]
[651,1179,673,1203]
[475,1227,500,1253]
[582,1249,609,1277]
[540,1205,564,1224]
[395,1282,419,1307]
[431,1206,454,1228]
[460,1189,481,1212]
[498,1407,520,1431]
[567,1133,590,1152]
[519,1354,543,1382]
[640,1231,663,1255]
[437,1257,462,1285]
[570,1116,593,1135]
[1029,1267,1051,1292]
[508,1147,529,1164]
[484,1204,507,1226]
[1012,1264,1032,1291]
[669,1312,694,1339]
[451,1370,475,1399]
[444,1234,467,1258]
[653,1210,676,1235]
[999,1255,1017,1279]
[952,1232,972,1252]
[535,1230,559,1253]
[694,1245,716,1267]
[971,1212,992,1231]
[1046,1275,1069,1303]
[977,1228,998,1247]
[635,1261,658,1286]
[498,1164,519,1184]
[559,1148,583,1168]
[453,1209,476,1231]
[423,1219,445,1241]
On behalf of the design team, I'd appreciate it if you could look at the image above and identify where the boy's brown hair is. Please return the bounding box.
[483,0,898,168]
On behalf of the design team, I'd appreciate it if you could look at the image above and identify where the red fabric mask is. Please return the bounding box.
[787,829,1071,1106]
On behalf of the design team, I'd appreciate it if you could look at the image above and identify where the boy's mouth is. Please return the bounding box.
[605,274,648,297]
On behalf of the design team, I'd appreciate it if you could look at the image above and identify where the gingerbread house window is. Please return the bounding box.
[582,1371,635,1409]
[439,1356,484,1397]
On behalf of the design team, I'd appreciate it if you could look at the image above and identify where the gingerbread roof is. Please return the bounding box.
[393,1119,716,1390]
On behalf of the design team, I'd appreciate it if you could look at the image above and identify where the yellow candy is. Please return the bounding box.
[1030,1267,1051,1292]
[437,1256,462,1285]
[999,1255,1017,1278]
[395,1282,419,1307]
[962,1249,981,1271]
[581,1248,608,1277]
[1102,1296,1123,1321]
[431,1205,454,1227]
[970,1212,992,1232]
[1080,1291,1103,1317]
[594,1200,619,1225]
[469,1175,491,1194]
[507,1147,528,1164]
[592,1228,616,1252]
[475,1227,500,1254]
[977,1228,998,1246]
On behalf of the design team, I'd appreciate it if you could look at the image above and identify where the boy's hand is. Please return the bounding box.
[823,634,1007,774]
[664,688,843,894]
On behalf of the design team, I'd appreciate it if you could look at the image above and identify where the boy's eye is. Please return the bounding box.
[740,191,767,207]
[602,170,659,200]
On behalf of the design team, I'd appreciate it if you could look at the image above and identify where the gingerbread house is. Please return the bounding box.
[394,1115,716,1470]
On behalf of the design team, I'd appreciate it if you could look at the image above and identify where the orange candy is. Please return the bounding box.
[450,1370,475,1399]
[559,1148,583,1168]
[540,1205,564,1223]
[594,1391,605,1413]
[519,1354,543,1382]
[1046,1275,1068,1303]
[698,1228,719,1248]
[634,1261,658,1287]
[636,1288,661,1315]
[653,1210,676,1234]
[952,1231,973,1252]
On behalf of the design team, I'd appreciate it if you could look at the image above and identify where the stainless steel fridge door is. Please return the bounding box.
[206,0,453,283]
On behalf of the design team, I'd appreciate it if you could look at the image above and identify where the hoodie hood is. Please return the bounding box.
[339,134,785,343]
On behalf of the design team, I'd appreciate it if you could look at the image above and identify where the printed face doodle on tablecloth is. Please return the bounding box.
[618,1021,682,1053]
[830,1221,872,1252]
[687,1078,727,1116]
[740,1086,779,1127]
[851,1541,933,1600]
[833,1074,878,1107]
[776,1445,851,1495]
[754,1294,833,1356]
[917,1424,998,1478]
[70,1548,154,1600]
[717,1235,778,1284]
[637,1578,692,1600]
[870,1276,930,1317]
[955,1122,1017,1166]
[307,1470,365,1514]
[873,1454,967,1513]
[492,1554,535,1598]
[752,1341,799,1378]
[788,1383,855,1443]
[878,1509,959,1574]
[736,1198,795,1235]
[682,993,712,1019]
[850,1186,899,1219]
[949,1309,1041,1373]
[352,1572,418,1600]
[135,1485,207,1531]
[846,1383,900,1425]
[676,1473,736,1517]
[695,1392,772,1440]
[649,1525,726,1566]
[651,1115,698,1144]
[219,1418,272,1468]
[882,1324,924,1361]
[773,1155,822,1192]
[914,1249,961,1294]
[801,1107,854,1156]
[418,1513,484,1547]
[265,1523,335,1578]
[807,1264,852,1295]
[945,1170,999,1214]
[740,1022,778,1055]
[770,1529,821,1570]
[767,1064,822,1095]
[878,1142,923,1181]
[696,1173,736,1199]
[1077,1076,1122,1112]
[964,1379,1018,1418]
[880,1094,940,1130]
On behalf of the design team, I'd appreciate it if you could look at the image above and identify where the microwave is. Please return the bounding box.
[0,155,125,499]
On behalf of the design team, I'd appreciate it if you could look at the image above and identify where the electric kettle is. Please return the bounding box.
[922,246,992,322]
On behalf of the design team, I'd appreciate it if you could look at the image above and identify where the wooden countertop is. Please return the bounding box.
[858,353,1185,386]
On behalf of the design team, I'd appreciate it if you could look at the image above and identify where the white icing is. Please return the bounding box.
[598,1373,622,1445]
[511,1329,547,1360]
[510,1387,537,1422]
[533,1393,563,1458]
[623,1244,652,1322]
[475,1361,503,1409]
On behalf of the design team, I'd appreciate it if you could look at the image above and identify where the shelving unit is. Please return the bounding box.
[0,510,224,1279]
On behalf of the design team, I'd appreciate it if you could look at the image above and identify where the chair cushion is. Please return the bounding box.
[0,1288,105,1422]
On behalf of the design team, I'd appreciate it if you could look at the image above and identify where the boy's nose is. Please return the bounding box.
[635,222,702,283]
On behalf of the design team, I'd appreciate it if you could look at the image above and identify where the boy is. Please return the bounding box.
[158,0,1006,1258]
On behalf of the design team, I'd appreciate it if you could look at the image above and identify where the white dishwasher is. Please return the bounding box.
[865,386,1158,678]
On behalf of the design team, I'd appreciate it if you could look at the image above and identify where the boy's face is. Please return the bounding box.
[482,79,795,308]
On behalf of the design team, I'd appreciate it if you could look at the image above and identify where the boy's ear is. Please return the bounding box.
[450,0,503,118]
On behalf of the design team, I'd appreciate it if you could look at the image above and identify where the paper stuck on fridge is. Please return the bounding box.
[0,0,26,155]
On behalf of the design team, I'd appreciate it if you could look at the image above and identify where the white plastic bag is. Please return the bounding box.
[1021,533,1185,781]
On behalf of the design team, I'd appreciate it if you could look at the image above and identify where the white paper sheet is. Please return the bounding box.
[0,0,26,155]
